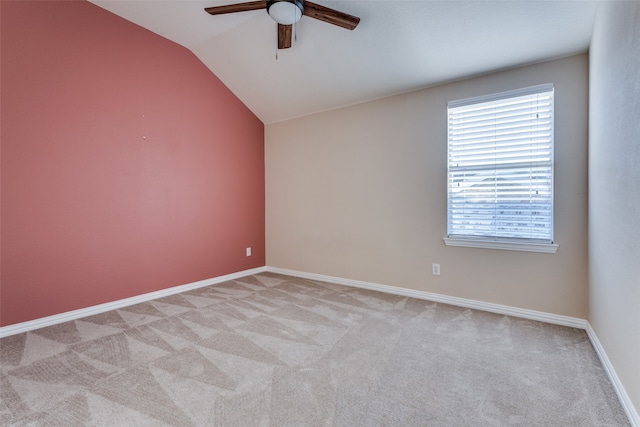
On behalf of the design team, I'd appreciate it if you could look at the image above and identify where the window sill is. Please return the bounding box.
[443,237,559,254]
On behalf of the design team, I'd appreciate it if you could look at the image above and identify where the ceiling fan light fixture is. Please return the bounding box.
[267,0,303,25]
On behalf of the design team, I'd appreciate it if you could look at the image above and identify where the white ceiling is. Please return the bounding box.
[88,0,600,124]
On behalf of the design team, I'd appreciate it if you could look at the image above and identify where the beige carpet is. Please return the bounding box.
[0,272,630,426]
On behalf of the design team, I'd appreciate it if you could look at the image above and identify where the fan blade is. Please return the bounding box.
[204,1,266,16]
[278,24,293,49]
[303,1,360,30]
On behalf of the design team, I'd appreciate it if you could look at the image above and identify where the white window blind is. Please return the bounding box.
[447,84,554,244]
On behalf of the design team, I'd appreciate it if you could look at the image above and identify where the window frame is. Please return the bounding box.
[443,84,559,254]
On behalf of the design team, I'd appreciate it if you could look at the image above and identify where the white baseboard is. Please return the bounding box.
[586,324,640,427]
[0,266,267,338]
[266,267,587,328]
[266,266,638,427]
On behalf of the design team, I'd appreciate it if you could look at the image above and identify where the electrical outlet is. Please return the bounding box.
[246,247,252,257]
[432,263,440,276]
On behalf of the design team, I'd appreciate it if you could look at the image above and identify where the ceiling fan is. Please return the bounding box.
[204,0,360,49]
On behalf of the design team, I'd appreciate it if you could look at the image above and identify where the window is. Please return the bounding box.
[444,84,558,253]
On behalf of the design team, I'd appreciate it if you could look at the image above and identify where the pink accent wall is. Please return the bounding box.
[0,0,265,326]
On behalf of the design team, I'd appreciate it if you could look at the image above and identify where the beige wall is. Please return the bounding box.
[266,54,589,318]
[589,1,640,415]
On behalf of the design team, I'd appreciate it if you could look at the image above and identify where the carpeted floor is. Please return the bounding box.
[0,272,630,426]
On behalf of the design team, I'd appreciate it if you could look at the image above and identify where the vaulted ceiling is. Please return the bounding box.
[89,0,600,124]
